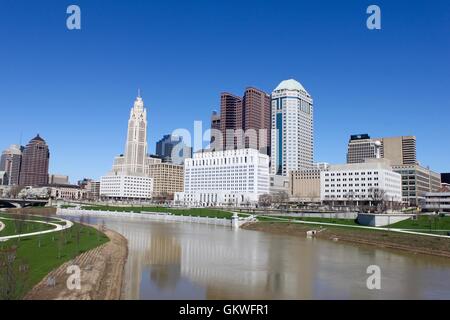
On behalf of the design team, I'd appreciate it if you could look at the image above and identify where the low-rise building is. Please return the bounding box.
[423,187,450,212]
[147,163,184,199]
[392,164,441,206]
[175,148,269,207]
[100,173,153,201]
[48,184,84,200]
[320,159,402,205]
[289,169,322,203]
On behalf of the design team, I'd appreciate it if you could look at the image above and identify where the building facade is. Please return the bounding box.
[100,173,153,200]
[423,187,450,212]
[49,174,69,185]
[0,144,23,185]
[290,169,323,203]
[392,164,441,206]
[155,134,192,165]
[175,149,270,206]
[320,160,402,205]
[213,87,271,154]
[48,184,84,200]
[271,79,314,176]
[442,173,450,185]
[147,163,184,198]
[347,134,417,165]
[19,134,50,187]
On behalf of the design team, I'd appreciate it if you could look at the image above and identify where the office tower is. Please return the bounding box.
[380,136,417,165]
[155,134,192,165]
[214,88,271,154]
[175,149,270,206]
[101,93,154,200]
[210,110,221,148]
[0,144,23,185]
[347,134,417,165]
[19,134,50,186]
[346,134,381,164]
[242,87,271,154]
[271,79,314,176]
[220,92,242,151]
[123,92,148,175]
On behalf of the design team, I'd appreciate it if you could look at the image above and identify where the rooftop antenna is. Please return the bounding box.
[19,130,23,146]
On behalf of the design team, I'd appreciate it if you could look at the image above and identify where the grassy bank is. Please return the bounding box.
[258,215,359,226]
[82,205,235,219]
[0,216,55,237]
[243,222,450,258]
[0,220,109,299]
[388,215,450,231]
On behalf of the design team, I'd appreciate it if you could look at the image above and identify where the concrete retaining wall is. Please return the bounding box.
[357,213,414,227]
[57,208,248,228]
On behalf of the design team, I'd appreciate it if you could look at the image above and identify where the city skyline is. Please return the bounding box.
[1,0,449,182]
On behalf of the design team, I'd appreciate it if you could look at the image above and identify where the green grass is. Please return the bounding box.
[0,221,109,299]
[0,218,55,237]
[387,215,450,231]
[82,205,234,219]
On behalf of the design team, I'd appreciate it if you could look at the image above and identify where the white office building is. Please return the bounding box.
[271,79,314,176]
[100,173,153,200]
[175,148,269,207]
[320,159,402,204]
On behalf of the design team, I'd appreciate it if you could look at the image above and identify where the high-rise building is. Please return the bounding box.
[155,134,192,165]
[210,110,221,148]
[124,93,148,174]
[213,88,271,154]
[346,134,381,164]
[0,144,23,185]
[101,93,154,200]
[19,134,50,186]
[242,87,271,154]
[347,134,417,165]
[271,79,314,176]
[219,92,242,151]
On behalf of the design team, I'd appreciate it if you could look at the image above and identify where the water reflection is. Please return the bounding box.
[64,215,450,300]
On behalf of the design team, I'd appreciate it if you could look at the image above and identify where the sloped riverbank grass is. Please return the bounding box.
[0,219,109,299]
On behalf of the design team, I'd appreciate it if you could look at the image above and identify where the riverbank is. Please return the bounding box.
[242,222,450,258]
[24,226,128,300]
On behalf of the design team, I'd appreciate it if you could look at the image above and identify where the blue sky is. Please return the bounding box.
[0,0,449,183]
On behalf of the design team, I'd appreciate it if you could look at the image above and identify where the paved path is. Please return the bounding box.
[0,215,73,242]
[260,215,450,239]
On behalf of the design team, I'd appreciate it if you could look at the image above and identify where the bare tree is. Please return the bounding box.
[258,194,272,208]
[368,188,387,213]
[272,191,289,209]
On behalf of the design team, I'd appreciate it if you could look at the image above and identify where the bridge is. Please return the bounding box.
[0,198,49,208]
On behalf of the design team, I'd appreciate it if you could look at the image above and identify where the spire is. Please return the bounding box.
[138,88,141,98]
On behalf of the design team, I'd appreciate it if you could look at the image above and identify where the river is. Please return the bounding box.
[63,214,450,299]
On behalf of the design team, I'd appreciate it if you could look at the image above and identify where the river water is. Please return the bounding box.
[63,214,450,300]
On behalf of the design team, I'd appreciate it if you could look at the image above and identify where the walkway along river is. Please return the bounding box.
[60,213,450,300]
